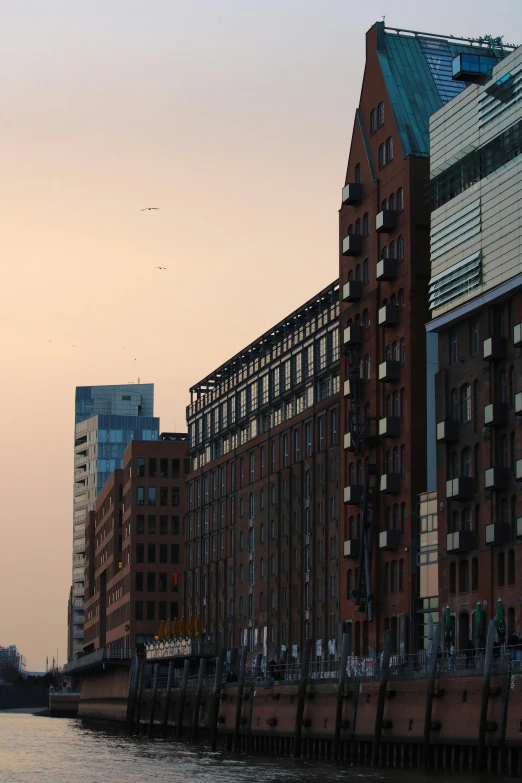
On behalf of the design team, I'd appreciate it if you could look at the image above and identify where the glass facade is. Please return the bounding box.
[70,384,158,659]
[417,490,439,651]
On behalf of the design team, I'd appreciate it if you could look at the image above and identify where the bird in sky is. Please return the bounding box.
[141,207,159,211]
[155,266,167,270]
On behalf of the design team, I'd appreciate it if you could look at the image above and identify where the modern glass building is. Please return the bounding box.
[69,384,159,660]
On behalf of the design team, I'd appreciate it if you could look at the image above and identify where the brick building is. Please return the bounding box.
[83,434,188,655]
[426,41,521,649]
[338,23,494,656]
[185,281,341,664]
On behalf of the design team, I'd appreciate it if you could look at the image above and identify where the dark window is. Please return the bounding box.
[363,213,369,236]
[508,550,515,585]
[136,514,145,534]
[137,458,145,477]
[397,188,404,211]
[471,558,479,591]
[459,559,469,593]
[399,559,404,591]
[355,162,361,183]
[136,543,144,563]
[135,572,144,591]
[470,318,479,355]
[172,487,180,507]
[146,601,155,621]
[148,486,156,505]
[149,458,156,477]
[135,600,143,620]
[159,544,168,563]
[159,515,168,534]
[147,544,155,563]
[171,544,180,564]
[147,515,156,534]
[171,516,180,535]
[397,235,404,261]
[386,136,393,162]
[158,572,167,592]
[363,258,369,282]
[498,552,505,587]
[172,459,180,478]
[170,572,179,592]
[160,487,168,506]
[377,102,384,127]
[147,572,156,592]
[370,109,376,133]
[449,329,458,365]
[158,601,167,621]
[379,143,385,169]
[391,561,398,592]
[137,486,145,505]
[355,218,361,235]
[160,458,168,477]
[170,601,179,619]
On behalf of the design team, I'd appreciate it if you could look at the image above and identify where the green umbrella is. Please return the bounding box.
[475,602,484,647]
[496,598,506,642]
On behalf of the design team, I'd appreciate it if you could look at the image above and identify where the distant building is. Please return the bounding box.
[83,434,189,656]
[426,40,520,647]
[185,281,341,663]
[0,645,25,675]
[68,383,159,661]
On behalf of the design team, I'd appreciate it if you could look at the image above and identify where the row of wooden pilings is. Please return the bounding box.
[123,619,506,773]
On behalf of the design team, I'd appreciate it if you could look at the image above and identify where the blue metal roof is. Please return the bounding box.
[376,24,510,157]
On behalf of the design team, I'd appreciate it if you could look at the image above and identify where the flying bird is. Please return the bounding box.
[141,207,159,211]
[155,266,167,270]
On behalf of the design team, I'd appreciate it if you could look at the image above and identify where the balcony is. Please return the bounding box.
[342,280,363,302]
[515,393,522,415]
[517,460,522,480]
[343,539,360,559]
[344,432,356,452]
[376,259,397,281]
[344,485,363,505]
[484,402,508,427]
[436,420,458,442]
[483,336,505,360]
[343,325,363,345]
[485,523,509,546]
[342,183,362,205]
[344,379,355,398]
[379,416,400,437]
[378,304,400,327]
[446,477,474,501]
[484,467,509,491]
[514,323,522,345]
[379,360,400,382]
[379,530,401,550]
[446,530,475,553]
[342,234,362,256]
[376,210,397,233]
[380,473,401,494]
[517,518,522,537]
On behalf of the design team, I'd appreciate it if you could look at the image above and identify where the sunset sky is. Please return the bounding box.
[1,0,521,670]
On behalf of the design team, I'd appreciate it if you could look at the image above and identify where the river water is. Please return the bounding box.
[0,712,489,783]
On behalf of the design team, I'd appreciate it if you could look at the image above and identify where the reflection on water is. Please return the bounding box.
[0,713,489,783]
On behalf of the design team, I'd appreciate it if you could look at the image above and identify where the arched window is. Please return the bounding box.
[384,562,389,593]
[508,550,515,584]
[382,198,388,210]
[461,384,471,422]
[355,264,361,281]
[355,218,361,235]
[389,192,395,211]
[348,269,353,281]
[400,445,406,477]
[385,449,391,472]
[370,109,377,134]
[378,102,384,126]
[363,258,369,282]
[355,163,361,183]
[347,569,353,598]
[397,188,404,211]
[393,445,399,472]
[382,245,388,259]
[399,559,404,591]
[449,329,458,365]
[499,370,507,402]
[461,447,471,477]
[363,309,370,328]
[348,223,353,235]
[386,136,393,162]
[379,143,385,169]
[390,240,396,259]
[400,388,405,418]
[392,341,399,361]
[397,235,404,260]
[398,289,404,308]
[400,337,405,365]
[349,463,355,485]
[391,560,398,592]
[364,355,371,381]
[451,388,458,420]
[471,558,479,591]
[362,212,369,236]
[393,503,399,530]
[498,552,505,587]
[385,345,391,361]
[400,502,406,533]
[393,390,399,416]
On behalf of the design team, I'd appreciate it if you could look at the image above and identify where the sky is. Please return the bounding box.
[1,0,521,671]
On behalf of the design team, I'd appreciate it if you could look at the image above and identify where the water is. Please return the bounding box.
[0,713,487,783]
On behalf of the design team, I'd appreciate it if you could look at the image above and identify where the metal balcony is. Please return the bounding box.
[484,402,508,427]
[342,183,362,205]
[344,432,355,452]
[446,530,475,553]
[484,467,510,491]
[343,325,363,345]
[342,234,362,256]
[343,539,360,559]
[517,460,522,481]
[514,323,522,345]
[379,416,400,437]
[379,530,401,550]
[343,379,355,398]
[342,280,363,302]
[485,523,509,546]
[344,485,363,505]
[436,420,458,442]
[380,473,401,494]
[376,259,397,281]
[378,304,400,327]
[515,393,522,415]
[483,336,505,360]
[517,517,522,537]
[379,360,400,382]
[446,477,474,501]
[376,210,397,233]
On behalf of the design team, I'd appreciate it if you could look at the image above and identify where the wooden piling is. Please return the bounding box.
[210,648,226,751]
[422,622,441,768]
[234,646,248,752]
[134,660,145,734]
[334,631,350,761]
[372,630,392,766]
[191,657,207,742]
[478,618,496,771]
[247,653,263,751]
[162,661,174,738]
[125,659,139,732]
[176,659,190,741]
[293,637,312,759]
[148,662,160,737]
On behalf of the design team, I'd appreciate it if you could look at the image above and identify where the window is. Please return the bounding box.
[472,558,479,592]
[148,486,156,506]
[364,355,371,381]
[400,445,406,477]
[147,515,156,534]
[370,108,376,133]
[397,188,403,212]
[172,516,179,535]
[148,457,156,477]
[147,544,155,563]
[399,559,404,592]
[400,338,405,365]
[355,218,361,235]
[331,409,338,445]
[377,101,384,127]
[386,136,393,162]
[136,543,144,563]
[461,448,471,477]
[135,600,143,620]
[160,487,168,506]
[459,560,469,593]
[389,193,395,211]
[379,143,385,169]
[294,430,300,461]
[363,213,369,236]
[136,515,144,534]
[249,453,255,483]
[397,235,404,261]
[137,486,145,506]
[135,572,143,591]
[171,544,179,564]
[146,601,155,621]
[363,258,369,282]
[499,370,507,403]
[498,552,505,587]
[355,162,361,183]
[390,240,396,259]
[470,318,479,355]
[391,561,398,593]
[137,458,145,477]
[508,550,515,585]
[461,384,472,422]
[451,388,458,420]
[449,330,458,365]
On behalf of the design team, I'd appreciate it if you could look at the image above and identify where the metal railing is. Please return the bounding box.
[62,647,132,674]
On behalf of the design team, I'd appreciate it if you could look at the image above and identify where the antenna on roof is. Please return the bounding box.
[382,14,386,24]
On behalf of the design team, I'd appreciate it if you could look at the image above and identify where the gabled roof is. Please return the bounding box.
[376,23,514,157]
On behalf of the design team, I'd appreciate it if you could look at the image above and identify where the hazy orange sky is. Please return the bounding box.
[1,0,520,670]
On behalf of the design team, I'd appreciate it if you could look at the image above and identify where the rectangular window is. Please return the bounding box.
[159,544,168,563]
[135,600,143,620]
[147,572,156,592]
[147,515,156,534]
[149,458,157,477]
[160,458,168,478]
[136,543,144,563]
[148,487,156,505]
[159,487,168,506]
[135,572,143,591]
[147,544,156,563]
[170,601,179,619]
[158,601,167,621]
[170,572,179,592]
[295,430,300,461]
[331,409,338,445]
[159,515,168,534]
[136,514,145,534]
[172,487,180,507]
[158,572,167,592]
[137,486,145,505]
[171,516,179,535]
[147,601,155,621]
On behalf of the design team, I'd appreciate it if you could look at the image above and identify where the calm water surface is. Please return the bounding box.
[0,713,488,783]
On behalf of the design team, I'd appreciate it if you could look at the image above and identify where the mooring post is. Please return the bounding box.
[422,623,441,768]
[234,646,249,752]
[161,660,174,738]
[293,637,312,759]
[334,631,350,761]
[372,630,392,767]
[191,657,207,742]
[148,662,160,737]
[498,664,511,751]
[125,658,139,732]
[478,619,497,771]
[247,653,263,751]
[210,648,226,751]
[134,659,146,734]
[176,659,190,741]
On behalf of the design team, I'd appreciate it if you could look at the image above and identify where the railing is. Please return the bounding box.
[62,647,132,674]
